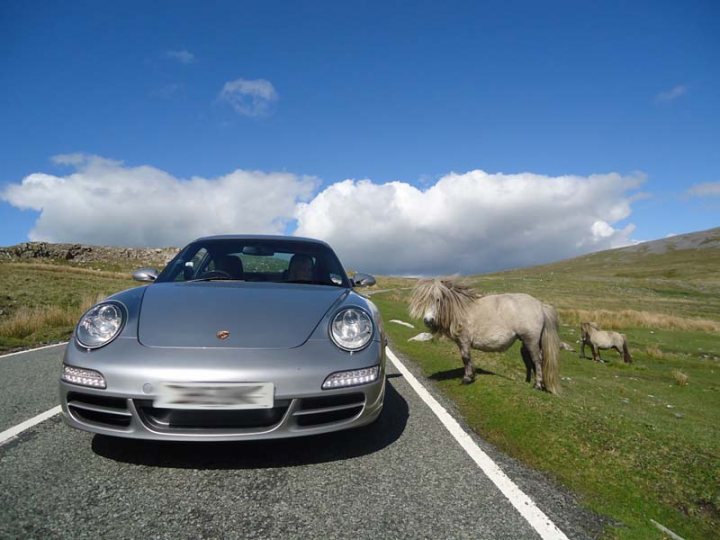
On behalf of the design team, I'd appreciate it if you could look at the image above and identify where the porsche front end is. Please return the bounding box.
[59,236,386,441]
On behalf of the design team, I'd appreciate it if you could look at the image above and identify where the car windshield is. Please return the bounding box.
[155,238,349,287]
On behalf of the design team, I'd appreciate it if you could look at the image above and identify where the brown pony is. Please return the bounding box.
[580,322,632,363]
[409,279,561,394]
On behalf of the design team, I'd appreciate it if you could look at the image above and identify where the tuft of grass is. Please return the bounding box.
[645,345,666,360]
[0,293,107,340]
[0,262,136,353]
[560,308,720,333]
[0,305,73,339]
[672,370,689,386]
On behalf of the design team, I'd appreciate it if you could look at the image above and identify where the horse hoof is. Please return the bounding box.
[462,376,475,385]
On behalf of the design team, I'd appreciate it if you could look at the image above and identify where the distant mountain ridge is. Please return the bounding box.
[618,226,720,254]
[0,241,178,267]
[497,226,720,285]
[1,226,718,273]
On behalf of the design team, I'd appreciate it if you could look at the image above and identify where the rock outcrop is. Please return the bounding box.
[0,242,179,266]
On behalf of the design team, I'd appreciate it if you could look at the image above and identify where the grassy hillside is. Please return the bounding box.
[0,263,138,352]
[0,243,175,352]
[470,228,720,324]
[373,230,720,539]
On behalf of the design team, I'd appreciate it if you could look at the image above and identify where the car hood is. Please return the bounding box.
[137,282,348,349]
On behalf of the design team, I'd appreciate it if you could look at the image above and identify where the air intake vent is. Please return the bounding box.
[294,393,364,427]
[67,392,132,428]
[135,399,291,431]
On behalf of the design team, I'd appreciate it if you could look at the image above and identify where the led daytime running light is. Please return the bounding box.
[322,366,379,389]
[62,365,106,388]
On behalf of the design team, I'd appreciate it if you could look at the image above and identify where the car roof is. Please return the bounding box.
[191,234,332,248]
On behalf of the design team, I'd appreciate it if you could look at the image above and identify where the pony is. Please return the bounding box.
[409,279,561,394]
[579,322,632,363]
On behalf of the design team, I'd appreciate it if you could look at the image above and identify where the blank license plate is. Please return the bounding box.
[154,382,274,410]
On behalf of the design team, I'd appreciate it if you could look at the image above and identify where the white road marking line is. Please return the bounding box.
[386,347,569,540]
[0,342,67,360]
[0,406,62,446]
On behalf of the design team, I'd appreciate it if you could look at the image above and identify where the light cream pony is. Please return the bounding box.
[409,279,561,394]
[580,322,632,363]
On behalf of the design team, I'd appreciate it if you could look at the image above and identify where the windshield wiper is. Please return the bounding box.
[285,279,342,287]
[186,276,242,283]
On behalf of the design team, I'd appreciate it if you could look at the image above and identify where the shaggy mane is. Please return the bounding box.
[409,278,479,338]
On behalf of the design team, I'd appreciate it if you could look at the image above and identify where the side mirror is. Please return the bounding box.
[183,261,195,280]
[132,267,159,282]
[352,273,376,288]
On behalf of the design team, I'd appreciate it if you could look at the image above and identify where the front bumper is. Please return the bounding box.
[60,337,385,441]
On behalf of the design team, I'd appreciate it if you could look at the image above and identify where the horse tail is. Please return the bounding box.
[540,304,561,394]
[622,335,632,363]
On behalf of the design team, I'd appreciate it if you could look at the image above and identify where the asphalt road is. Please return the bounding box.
[0,345,605,539]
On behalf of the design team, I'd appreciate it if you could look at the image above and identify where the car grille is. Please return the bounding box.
[293,393,364,427]
[66,392,132,428]
[67,392,368,434]
[134,399,291,431]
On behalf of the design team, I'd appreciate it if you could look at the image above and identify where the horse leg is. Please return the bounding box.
[520,344,534,384]
[591,344,603,363]
[458,341,475,384]
[579,340,585,359]
[524,340,544,390]
[622,339,632,363]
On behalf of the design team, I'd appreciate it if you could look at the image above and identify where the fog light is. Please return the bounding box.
[62,365,106,388]
[322,366,379,389]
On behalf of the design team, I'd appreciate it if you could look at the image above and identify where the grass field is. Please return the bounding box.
[372,243,720,539]
[1,240,718,538]
[0,262,136,352]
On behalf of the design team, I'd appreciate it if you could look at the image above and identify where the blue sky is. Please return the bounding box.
[1,0,718,274]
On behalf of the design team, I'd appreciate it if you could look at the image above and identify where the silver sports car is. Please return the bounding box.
[59,235,386,441]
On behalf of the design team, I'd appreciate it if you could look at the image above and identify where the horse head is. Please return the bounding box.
[580,321,600,339]
[409,279,441,331]
[580,322,591,339]
[409,278,477,337]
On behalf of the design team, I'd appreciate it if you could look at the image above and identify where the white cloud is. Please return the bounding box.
[166,49,195,64]
[1,155,317,248]
[2,159,643,274]
[655,85,687,103]
[295,170,642,275]
[219,78,278,117]
[687,181,720,198]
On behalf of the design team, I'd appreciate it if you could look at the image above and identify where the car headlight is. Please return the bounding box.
[76,302,125,349]
[330,307,374,351]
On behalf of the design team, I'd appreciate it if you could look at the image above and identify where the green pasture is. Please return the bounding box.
[0,263,136,352]
[371,247,720,539]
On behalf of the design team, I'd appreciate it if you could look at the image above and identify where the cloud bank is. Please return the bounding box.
[2,157,642,275]
[295,171,640,274]
[2,155,317,248]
